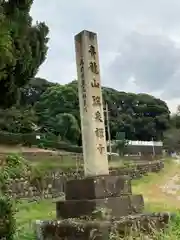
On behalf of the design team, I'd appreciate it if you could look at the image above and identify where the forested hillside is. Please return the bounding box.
[0,0,178,151]
[0,77,170,145]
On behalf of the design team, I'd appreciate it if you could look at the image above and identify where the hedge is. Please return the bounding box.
[0,131,82,153]
[38,139,82,153]
[0,196,15,239]
[0,131,38,146]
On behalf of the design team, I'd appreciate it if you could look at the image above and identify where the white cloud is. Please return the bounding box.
[30,0,180,113]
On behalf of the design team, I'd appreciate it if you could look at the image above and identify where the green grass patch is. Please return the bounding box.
[14,199,180,239]
[15,199,56,239]
[16,200,56,226]
[132,158,177,187]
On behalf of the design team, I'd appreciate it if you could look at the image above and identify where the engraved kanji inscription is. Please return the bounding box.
[89,45,96,59]
[82,92,86,99]
[80,65,84,73]
[80,58,84,72]
[91,77,100,88]
[81,71,85,79]
[95,111,102,122]
[92,96,101,106]
[80,59,87,111]
[97,144,105,154]
[81,79,85,85]
[82,93,87,112]
[95,128,104,138]
[80,58,84,66]
[89,61,99,74]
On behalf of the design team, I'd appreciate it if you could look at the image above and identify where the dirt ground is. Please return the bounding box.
[133,159,180,211]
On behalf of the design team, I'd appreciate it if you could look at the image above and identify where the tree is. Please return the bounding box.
[103,89,170,141]
[36,80,170,143]
[0,107,37,133]
[36,84,79,123]
[113,131,128,156]
[35,84,80,143]
[20,77,54,106]
[0,8,14,81]
[0,0,49,108]
[114,139,129,156]
[170,107,180,129]
[52,113,80,143]
[163,128,180,153]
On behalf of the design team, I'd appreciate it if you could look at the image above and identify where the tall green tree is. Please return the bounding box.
[36,84,79,124]
[0,0,49,107]
[0,6,14,80]
[51,113,80,143]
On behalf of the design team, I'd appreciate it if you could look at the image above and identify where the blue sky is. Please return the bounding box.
[30,0,180,113]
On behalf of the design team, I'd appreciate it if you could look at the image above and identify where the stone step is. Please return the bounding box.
[65,175,132,200]
[56,194,144,219]
[35,213,173,240]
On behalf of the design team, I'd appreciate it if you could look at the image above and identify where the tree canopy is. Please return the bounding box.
[35,80,170,143]
[0,1,173,147]
[0,0,49,108]
[103,88,170,141]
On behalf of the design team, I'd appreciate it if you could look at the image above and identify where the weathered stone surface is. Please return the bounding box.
[56,195,144,219]
[35,213,173,240]
[75,30,109,176]
[35,219,110,240]
[65,175,131,200]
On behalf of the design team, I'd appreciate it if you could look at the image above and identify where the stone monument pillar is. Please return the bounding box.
[34,31,171,240]
[75,30,109,176]
[55,31,144,220]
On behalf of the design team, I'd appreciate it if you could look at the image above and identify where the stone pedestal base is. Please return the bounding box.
[65,175,132,200]
[56,175,144,219]
[35,213,173,240]
[35,175,172,239]
[56,195,144,219]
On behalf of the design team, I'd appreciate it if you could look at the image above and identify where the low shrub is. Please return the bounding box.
[0,131,37,146]
[0,196,15,240]
[0,154,31,239]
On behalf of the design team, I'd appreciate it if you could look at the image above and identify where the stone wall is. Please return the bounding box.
[5,161,164,199]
